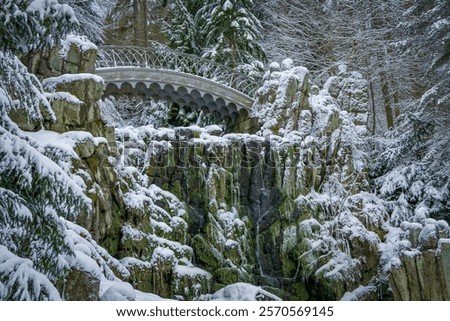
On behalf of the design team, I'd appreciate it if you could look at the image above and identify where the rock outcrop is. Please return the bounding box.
[23,35,97,77]
[111,61,379,300]
[252,59,310,135]
[388,219,450,300]
[33,45,124,255]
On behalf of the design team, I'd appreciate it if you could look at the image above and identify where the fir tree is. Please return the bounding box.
[60,0,104,43]
[164,0,202,55]
[371,0,450,222]
[0,0,90,299]
[202,0,266,69]
[0,0,77,53]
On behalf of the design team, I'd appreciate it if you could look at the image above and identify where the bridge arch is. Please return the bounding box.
[97,67,251,120]
[95,44,260,121]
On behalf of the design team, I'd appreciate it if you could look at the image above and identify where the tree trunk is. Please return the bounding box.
[143,0,149,46]
[229,34,238,88]
[133,0,140,45]
[368,80,377,134]
[380,69,394,129]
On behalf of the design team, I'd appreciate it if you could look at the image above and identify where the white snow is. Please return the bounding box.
[341,285,377,301]
[68,251,102,280]
[60,34,98,58]
[64,220,131,280]
[204,124,223,135]
[418,224,438,246]
[174,265,212,277]
[27,129,91,150]
[45,91,83,105]
[0,127,91,210]
[207,283,281,301]
[0,245,61,300]
[101,282,136,301]
[223,0,233,11]
[100,277,170,301]
[43,73,104,92]
[431,18,450,32]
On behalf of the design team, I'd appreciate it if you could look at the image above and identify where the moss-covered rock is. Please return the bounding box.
[121,258,153,293]
[23,35,97,78]
[172,265,213,300]
[192,234,224,271]
[252,60,311,135]
[8,108,42,131]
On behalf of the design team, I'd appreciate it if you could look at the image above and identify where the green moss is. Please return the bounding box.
[279,197,295,220]
[290,281,309,300]
[281,255,298,277]
[150,261,174,298]
[169,180,183,199]
[186,167,207,206]
[63,268,100,301]
[120,234,151,258]
[101,229,121,257]
[192,234,224,271]
[269,220,282,243]
[213,283,226,293]
[127,262,153,293]
[214,267,240,284]
[224,242,242,266]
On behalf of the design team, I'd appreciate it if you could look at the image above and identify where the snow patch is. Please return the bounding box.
[60,34,97,58]
[207,283,281,301]
[43,73,104,92]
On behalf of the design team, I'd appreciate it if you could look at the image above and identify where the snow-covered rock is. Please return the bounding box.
[207,283,281,301]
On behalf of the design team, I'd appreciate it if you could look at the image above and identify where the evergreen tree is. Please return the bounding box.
[60,0,104,43]
[164,0,202,55]
[0,0,77,53]
[371,0,450,222]
[0,0,90,298]
[401,0,450,108]
[202,0,266,69]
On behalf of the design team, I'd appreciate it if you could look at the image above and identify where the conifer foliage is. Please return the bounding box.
[0,0,90,299]
[371,0,450,222]
[164,0,202,55]
[0,0,77,53]
[202,0,266,68]
[165,0,266,69]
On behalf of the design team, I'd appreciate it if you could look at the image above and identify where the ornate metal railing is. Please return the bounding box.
[96,42,260,97]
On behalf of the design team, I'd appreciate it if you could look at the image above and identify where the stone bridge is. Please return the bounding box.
[95,44,260,122]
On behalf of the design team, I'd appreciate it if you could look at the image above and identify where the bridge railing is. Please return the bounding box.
[96,43,260,97]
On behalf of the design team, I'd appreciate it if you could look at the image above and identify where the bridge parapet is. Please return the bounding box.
[96,43,260,98]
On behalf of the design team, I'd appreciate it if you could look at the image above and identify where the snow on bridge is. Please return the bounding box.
[95,43,260,121]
